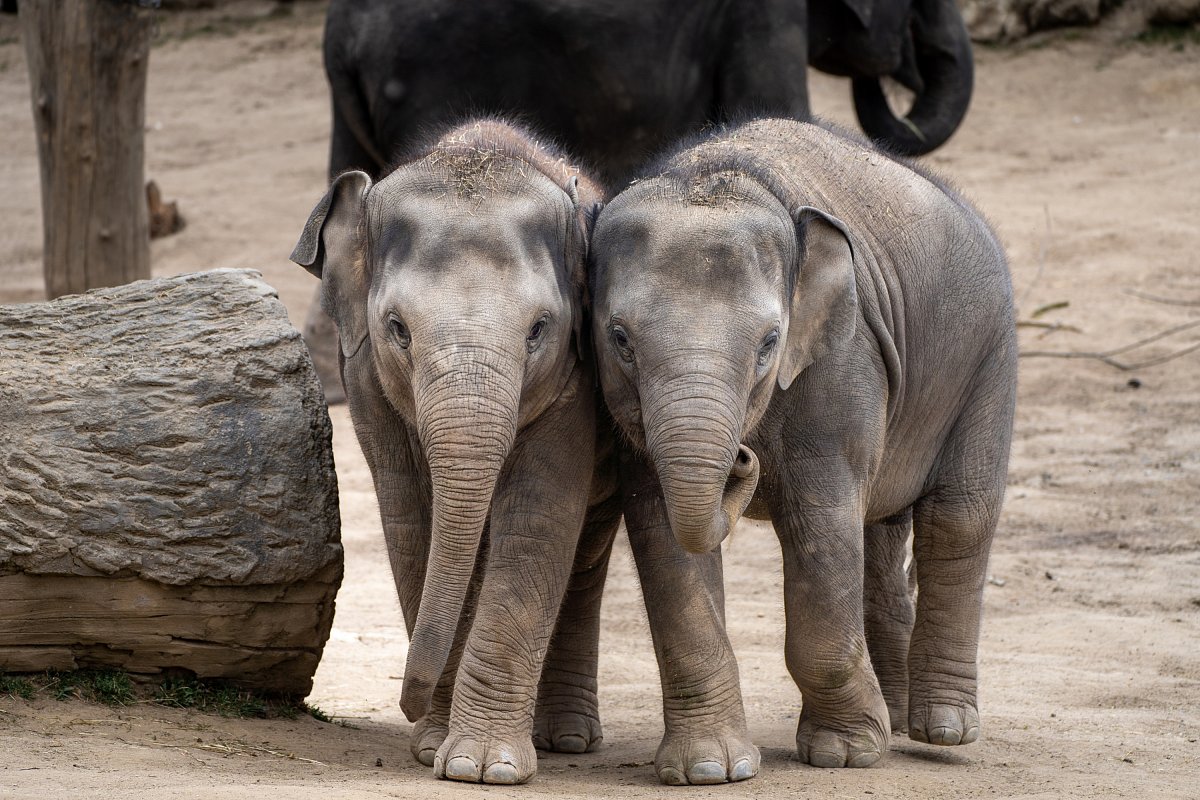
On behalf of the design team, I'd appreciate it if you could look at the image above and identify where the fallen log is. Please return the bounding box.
[0,269,342,695]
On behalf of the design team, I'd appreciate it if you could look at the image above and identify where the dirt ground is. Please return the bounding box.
[2,3,1198,798]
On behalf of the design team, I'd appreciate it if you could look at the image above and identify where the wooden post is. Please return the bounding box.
[19,0,154,299]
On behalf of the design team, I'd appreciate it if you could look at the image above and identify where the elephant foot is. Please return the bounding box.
[654,724,760,785]
[885,693,909,734]
[908,697,980,746]
[410,715,448,767]
[795,701,889,768]
[533,708,602,754]
[434,729,537,785]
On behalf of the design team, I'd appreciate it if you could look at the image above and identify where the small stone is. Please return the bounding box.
[375,758,383,768]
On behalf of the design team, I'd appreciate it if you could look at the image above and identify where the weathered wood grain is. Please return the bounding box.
[0,270,342,694]
[19,0,153,298]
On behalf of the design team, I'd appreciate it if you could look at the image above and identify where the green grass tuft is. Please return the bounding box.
[43,669,136,705]
[1,670,324,721]
[0,674,36,700]
[1135,22,1200,49]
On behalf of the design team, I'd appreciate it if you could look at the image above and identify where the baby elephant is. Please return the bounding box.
[292,120,620,784]
[590,118,1016,782]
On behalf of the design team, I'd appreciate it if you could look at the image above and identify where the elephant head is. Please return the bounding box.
[810,0,974,155]
[591,168,856,554]
[291,122,595,721]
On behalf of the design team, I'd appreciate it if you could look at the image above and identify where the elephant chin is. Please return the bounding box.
[661,444,761,554]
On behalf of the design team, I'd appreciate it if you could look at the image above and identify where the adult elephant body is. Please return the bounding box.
[590,118,1016,782]
[307,0,975,401]
[292,120,621,785]
[323,0,810,187]
[325,0,972,185]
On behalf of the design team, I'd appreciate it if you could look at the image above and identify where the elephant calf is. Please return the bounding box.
[292,120,620,784]
[590,118,1016,782]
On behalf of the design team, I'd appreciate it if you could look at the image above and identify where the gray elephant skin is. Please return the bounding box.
[291,120,621,785]
[590,118,1017,783]
[305,0,975,403]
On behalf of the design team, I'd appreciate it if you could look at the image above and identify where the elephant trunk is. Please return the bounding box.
[851,0,974,156]
[399,347,520,722]
[643,377,760,554]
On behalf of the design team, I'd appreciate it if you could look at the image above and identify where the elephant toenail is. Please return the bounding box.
[444,755,480,781]
[808,750,846,769]
[731,758,757,781]
[961,726,980,744]
[483,761,520,784]
[417,748,437,767]
[930,726,961,746]
[686,761,727,784]
[555,734,589,754]
[658,766,688,785]
[432,754,444,777]
[847,750,881,768]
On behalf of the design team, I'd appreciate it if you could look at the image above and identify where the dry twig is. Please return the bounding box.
[1021,319,1200,370]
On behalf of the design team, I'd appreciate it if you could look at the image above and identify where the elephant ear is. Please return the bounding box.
[563,175,603,361]
[290,170,373,360]
[778,206,859,391]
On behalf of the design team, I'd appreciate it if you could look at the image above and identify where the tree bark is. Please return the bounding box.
[18,0,153,299]
[0,270,343,695]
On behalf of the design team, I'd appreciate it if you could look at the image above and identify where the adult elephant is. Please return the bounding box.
[325,0,971,182]
[306,0,974,400]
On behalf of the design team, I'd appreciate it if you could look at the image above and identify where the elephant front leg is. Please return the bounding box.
[623,454,759,785]
[534,488,621,755]
[434,404,593,785]
[774,503,890,768]
[408,552,484,766]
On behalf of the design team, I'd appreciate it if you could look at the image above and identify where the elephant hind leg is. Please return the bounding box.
[864,510,915,734]
[534,490,622,754]
[907,363,1015,746]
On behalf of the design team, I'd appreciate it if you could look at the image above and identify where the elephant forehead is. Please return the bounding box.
[597,200,791,297]
[372,189,566,272]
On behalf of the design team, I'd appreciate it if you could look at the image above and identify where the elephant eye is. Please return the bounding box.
[610,323,634,363]
[526,315,551,352]
[389,316,411,349]
[757,331,780,367]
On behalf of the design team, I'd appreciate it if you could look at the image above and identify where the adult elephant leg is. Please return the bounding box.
[851,0,974,155]
[863,510,916,734]
[907,359,1014,746]
[622,450,758,786]
[534,451,622,755]
[434,387,595,785]
[772,478,889,768]
[302,292,346,405]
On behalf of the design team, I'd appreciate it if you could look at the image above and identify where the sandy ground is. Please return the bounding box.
[2,3,1199,798]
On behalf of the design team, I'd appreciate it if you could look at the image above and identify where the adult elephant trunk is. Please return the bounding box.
[851,0,974,156]
[398,346,521,722]
[643,377,760,555]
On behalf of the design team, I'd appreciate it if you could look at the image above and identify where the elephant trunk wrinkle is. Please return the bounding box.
[400,357,522,723]
[642,382,758,553]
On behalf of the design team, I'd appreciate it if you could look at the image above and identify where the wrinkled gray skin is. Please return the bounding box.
[590,118,1016,783]
[291,120,620,785]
